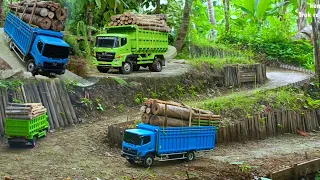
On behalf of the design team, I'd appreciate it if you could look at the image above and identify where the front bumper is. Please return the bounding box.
[121,151,141,161]
[92,57,122,67]
[38,67,66,75]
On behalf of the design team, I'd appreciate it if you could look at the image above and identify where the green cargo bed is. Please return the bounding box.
[5,113,49,139]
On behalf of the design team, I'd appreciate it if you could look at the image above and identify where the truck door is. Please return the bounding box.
[141,135,154,157]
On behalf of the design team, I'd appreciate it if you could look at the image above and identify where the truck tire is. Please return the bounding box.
[186,151,195,162]
[28,136,36,148]
[8,140,17,148]
[9,41,14,51]
[133,64,140,71]
[120,61,133,74]
[149,58,162,72]
[97,66,110,73]
[143,154,154,167]
[27,60,37,76]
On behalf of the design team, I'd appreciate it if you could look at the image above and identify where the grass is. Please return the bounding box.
[188,87,319,120]
[187,57,255,70]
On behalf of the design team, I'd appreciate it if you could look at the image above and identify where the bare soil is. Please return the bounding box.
[0,111,319,179]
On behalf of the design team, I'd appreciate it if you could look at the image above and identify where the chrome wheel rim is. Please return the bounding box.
[27,62,34,72]
[146,157,152,166]
[188,153,193,160]
[124,63,131,71]
[157,62,161,70]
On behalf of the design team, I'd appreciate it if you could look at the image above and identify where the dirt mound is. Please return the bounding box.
[0,57,12,70]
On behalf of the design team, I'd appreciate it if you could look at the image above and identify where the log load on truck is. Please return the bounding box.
[121,123,216,167]
[4,11,70,76]
[93,14,169,74]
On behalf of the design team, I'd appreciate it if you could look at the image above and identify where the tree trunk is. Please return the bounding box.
[175,0,193,52]
[150,115,189,127]
[19,13,51,29]
[151,102,194,120]
[207,0,215,26]
[0,0,3,27]
[155,0,161,14]
[298,0,307,31]
[223,0,229,32]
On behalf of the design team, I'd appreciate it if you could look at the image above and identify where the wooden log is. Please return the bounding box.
[19,2,52,8]
[48,11,54,19]
[10,6,49,17]
[0,88,5,136]
[55,8,66,21]
[42,80,60,129]
[55,80,74,126]
[146,107,151,114]
[151,102,194,120]
[51,20,63,31]
[7,103,42,107]
[150,115,188,127]
[18,13,51,29]
[141,113,150,124]
[59,81,78,124]
[50,81,66,126]
[110,14,121,21]
[138,26,170,32]
[50,6,56,11]
[48,80,65,127]
[140,106,147,113]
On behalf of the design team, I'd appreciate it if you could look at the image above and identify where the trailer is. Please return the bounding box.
[93,25,168,74]
[121,123,216,167]
[4,12,70,76]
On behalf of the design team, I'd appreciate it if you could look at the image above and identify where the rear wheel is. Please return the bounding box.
[120,61,133,74]
[9,41,14,51]
[27,60,37,76]
[186,151,195,162]
[8,140,16,148]
[97,66,110,73]
[149,58,162,72]
[143,154,154,167]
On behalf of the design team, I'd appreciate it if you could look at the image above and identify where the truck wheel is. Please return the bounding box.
[149,59,162,72]
[186,151,195,162]
[29,137,36,148]
[120,61,133,74]
[9,41,14,51]
[133,64,140,71]
[27,60,37,76]
[143,154,154,167]
[8,141,16,148]
[97,66,110,73]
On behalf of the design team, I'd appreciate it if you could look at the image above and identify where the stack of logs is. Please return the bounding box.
[5,103,47,120]
[108,13,170,32]
[9,0,67,31]
[140,99,221,127]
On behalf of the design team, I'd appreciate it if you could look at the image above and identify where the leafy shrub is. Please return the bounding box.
[66,56,88,76]
[189,57,255,69]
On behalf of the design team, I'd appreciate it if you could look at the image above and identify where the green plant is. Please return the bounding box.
[134,93,144,104]
[113,77,128,85]
[80,97,93,109]
[65,80,78,93]
[12,98,22,103]
[118,104,124,113]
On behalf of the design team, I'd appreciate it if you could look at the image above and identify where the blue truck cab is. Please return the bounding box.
[4,12,69,76]
[121,123,216,167]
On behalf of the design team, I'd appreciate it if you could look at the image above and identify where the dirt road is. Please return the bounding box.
[0,112,319,179]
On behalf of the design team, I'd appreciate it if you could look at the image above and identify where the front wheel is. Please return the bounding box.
[143,154,154,167]
[27,60,37,76]
[120,61,133,74]
[29,136,36,148]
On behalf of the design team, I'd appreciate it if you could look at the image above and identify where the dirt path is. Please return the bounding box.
[0,112,319,179]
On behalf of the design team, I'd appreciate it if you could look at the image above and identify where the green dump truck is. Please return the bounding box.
[93,25,169,74]
[5,114,49,148]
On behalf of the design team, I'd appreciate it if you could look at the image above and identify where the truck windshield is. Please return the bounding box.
[123,132,141,145]
[42,44,69,59]
[96,37,119,48]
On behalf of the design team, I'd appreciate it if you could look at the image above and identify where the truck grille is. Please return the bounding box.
[43,62,64,69]
[123,148,137,155]
[96,52,115,62]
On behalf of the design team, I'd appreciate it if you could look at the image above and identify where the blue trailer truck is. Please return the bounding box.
[4,12,70,76]
[121,123,216,167]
